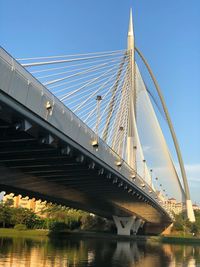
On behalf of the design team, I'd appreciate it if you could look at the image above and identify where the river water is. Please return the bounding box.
[0,235,200,267]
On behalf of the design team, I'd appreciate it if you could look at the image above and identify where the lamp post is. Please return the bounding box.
[150,169,153,188]
[96,95,102,136]
[118,126,124,158]
[134,146,137,172]
[92,95,102,148]
[143,159,146,182]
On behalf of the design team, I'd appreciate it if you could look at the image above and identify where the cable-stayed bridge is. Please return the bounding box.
[0,10,195,235]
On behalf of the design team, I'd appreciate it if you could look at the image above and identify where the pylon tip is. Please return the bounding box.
[128,8,134,36]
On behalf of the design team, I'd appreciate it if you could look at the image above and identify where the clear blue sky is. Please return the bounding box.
[0,0,200,203]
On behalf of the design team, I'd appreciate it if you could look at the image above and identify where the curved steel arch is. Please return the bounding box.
[135,46,195,222]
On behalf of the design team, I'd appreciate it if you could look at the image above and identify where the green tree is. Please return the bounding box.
[173,210,200,236]
[4,198,14,207]
[11,207,39,229]
[41,204,86,230]
[0,203,12,228]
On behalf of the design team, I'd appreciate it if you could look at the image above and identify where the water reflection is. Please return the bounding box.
[0,235,200,267]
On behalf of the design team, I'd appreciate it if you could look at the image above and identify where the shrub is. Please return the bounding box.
[14,224,27,231]
[49,221,67,232]
[81,214,110,231]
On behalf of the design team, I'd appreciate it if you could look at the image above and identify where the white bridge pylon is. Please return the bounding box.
[18,9,195,223]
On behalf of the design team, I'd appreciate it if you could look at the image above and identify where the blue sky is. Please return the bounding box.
[1,0,200,203]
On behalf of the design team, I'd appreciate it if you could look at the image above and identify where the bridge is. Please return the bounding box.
[0,9,195,235]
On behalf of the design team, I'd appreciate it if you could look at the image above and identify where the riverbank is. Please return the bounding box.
[0,228,49,238]
[161,235,200,244]
[1,228,200,244]
[56,230,200,244]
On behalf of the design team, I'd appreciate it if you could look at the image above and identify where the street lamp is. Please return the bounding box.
[92,95,102,149]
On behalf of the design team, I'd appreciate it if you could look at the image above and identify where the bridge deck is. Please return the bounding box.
[0,47,172,229]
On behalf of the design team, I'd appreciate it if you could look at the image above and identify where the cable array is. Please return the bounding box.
[19,48,185,203]
[19,50,131,161]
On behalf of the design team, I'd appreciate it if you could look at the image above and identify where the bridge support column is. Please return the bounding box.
[113,216,143,236]
[113,216,135,236]
[131,218,143,235]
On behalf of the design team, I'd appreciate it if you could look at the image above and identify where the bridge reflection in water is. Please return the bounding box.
[0,236,200,267]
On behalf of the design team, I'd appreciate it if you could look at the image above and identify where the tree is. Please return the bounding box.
[41,204,86,230]
[172,211,200,236]
[0,203,12,228]
[11,208,39,229]
[4,198,14,207]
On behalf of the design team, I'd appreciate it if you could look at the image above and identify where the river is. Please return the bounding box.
[0,235,200,267]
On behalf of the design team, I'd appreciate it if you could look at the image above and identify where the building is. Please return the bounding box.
[3,193,47,216]
[192,203,200,211]
[165,198,185,215]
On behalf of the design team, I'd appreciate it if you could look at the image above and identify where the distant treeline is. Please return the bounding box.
[0,198,115,232]
[1,198,200,236]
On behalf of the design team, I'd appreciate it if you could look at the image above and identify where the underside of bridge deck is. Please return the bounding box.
[0,92,172,232]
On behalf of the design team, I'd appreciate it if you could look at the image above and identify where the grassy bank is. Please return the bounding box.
[0,228,49,238]
[1,228,200,244]
[161,235,200,244]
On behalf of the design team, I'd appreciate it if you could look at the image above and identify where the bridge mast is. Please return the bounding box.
[127,9,136,170]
